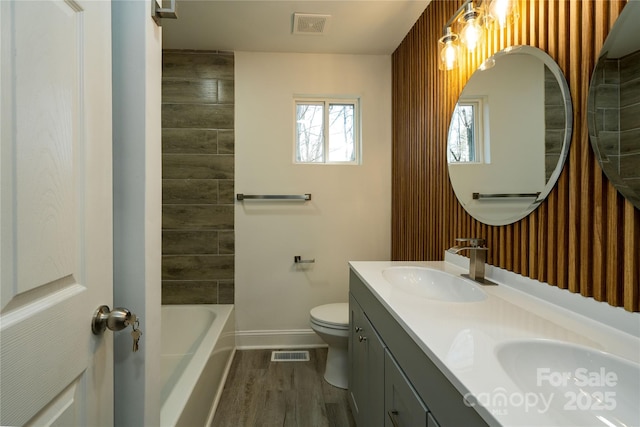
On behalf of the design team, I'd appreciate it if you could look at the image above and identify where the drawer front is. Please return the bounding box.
[384,349,429,427]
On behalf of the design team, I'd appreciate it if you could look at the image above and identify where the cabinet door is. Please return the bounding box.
[349,294,385,427]
[427,412,441,427]
[385,349,429,427]
[348,294,367,425]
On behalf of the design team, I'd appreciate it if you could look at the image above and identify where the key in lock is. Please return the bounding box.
[91,305,143,352]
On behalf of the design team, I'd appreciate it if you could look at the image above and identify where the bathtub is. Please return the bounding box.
[161,305,235,427]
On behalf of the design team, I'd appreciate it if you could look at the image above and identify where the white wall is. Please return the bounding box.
[235,52,391,347]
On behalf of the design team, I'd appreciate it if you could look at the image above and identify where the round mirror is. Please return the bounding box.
[447,45,573,226]
[587,0,640,210]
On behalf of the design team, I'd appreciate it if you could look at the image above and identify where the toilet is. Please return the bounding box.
[310,303,349,389]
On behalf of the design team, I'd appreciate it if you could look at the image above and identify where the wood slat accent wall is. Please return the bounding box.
[391,0,640,312]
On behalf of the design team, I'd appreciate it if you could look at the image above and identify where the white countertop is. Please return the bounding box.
[349,258,640,427]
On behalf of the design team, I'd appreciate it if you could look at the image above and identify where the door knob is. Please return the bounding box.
[91,305,133,335]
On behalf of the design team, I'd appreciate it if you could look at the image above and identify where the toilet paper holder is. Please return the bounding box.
[294,256,315,264]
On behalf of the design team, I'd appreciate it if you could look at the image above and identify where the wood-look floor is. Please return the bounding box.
[211,348,356,427]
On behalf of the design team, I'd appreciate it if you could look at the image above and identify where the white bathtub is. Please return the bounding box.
[161,304,235,427]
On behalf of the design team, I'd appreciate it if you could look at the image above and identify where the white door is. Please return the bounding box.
[1,0,114,425]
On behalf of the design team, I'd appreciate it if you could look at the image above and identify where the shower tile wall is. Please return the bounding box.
[619,50,640,198]
[590,58,620,168]
[544,65,565,181]
[590,51,640,206]
[161,51,234,304]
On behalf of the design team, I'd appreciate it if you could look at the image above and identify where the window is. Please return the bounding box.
[447,98,485,163]
[295,98,360,164]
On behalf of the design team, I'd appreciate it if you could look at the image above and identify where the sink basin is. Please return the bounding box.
[381,267,487,302]
[496,340,640,426]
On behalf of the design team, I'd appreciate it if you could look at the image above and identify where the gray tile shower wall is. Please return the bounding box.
[544,65,566,181]
[620,50,640,194]
[161,51,234,304]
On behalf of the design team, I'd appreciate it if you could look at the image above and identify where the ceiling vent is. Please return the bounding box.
[292,13,331,35]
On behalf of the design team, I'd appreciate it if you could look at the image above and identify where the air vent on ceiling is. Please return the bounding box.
[292,13,331,35]
[271,350,310,362]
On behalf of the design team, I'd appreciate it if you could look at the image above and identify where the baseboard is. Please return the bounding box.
[235,329,326,349]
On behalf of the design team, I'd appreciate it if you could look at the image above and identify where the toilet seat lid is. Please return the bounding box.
[310,303,349,328]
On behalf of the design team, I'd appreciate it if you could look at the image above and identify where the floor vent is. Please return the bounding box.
[271,350,310,362]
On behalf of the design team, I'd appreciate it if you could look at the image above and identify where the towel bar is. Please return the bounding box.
[472,192,540,200]
[236,193,311,201]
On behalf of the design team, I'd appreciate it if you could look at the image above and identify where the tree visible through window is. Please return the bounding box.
[448,99,484,163]
[295,98,359,164]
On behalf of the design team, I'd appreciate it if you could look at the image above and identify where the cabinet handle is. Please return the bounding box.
[358,335,367,342]
[387,410,400,427]
[355,326,362,333]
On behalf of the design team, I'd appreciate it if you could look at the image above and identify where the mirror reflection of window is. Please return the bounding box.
[448,98,485,163]
[446,46,572,226]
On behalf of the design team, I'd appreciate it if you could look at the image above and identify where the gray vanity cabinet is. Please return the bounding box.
[349,269,488,427]
[384,349,429,427]
[427,413,441,427]
[348,294,385,427]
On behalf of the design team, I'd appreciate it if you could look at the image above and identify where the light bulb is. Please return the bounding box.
[438,27,459,70]
[489,0,517,29]
[461,18,482,51]
[492,0,509,27]
[441,41,458,70]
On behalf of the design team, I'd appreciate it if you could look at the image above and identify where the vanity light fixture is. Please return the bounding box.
[438,27,460,70]
[486,0,519,29]
[459,2,484,51]
[438,0,518,71]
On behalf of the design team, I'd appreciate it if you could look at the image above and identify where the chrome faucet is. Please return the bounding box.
[447,238,493,284]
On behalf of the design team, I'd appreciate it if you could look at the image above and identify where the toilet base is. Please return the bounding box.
[309,303,349,390]
[323,345,348,389]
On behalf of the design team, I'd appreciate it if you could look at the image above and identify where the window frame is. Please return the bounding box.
[294,97,361,165]
[447,97,486,164]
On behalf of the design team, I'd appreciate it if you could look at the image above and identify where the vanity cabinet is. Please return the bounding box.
[384,349,430,427]
[348,294,385,427]
[349,269,487,427]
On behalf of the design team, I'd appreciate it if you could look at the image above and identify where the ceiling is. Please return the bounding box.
[161,1,432,55]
